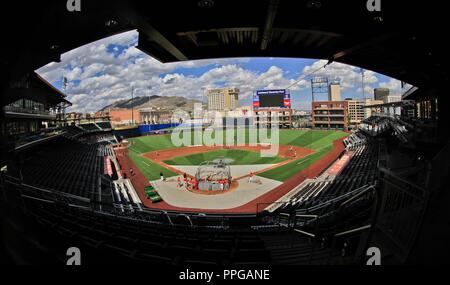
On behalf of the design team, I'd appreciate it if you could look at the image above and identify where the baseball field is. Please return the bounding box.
[127,129,348,182]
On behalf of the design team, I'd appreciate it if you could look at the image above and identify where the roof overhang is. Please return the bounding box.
[1,0,448,102]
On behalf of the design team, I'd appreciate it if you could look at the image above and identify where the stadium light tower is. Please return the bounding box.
[311,76,329,102]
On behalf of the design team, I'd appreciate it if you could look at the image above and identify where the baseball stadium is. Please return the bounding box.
[1,1,450,267]
[116,129,348,213]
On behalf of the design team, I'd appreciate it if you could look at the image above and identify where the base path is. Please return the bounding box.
[143,144,313,161]
[151,175,282,210]
[143,144,314,180]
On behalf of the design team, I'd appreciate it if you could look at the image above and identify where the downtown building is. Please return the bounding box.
[346,98,384,129]
[206,88,240,111]
[312,101,349,130]
[311,82,348,130]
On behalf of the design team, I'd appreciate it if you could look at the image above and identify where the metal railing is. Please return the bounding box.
[425,141,450,192]
[4,105,57,117]
[374,166,429,263]
[272,184,375,222]
[1,174,257,229]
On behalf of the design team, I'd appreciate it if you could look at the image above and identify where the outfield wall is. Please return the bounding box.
[138,123,180,134]
[114,123,181,140]
[113,127,140,139]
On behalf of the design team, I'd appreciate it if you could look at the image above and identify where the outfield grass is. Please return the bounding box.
[127,129,348,182]
[258,145,333,182]
[258,130,347,181]
[128,150,177,181]
[128,129,347,152]
[128,134,177,154]
[163,149,286,166]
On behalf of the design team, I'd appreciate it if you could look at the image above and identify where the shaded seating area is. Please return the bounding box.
[17,137,113,203]
[360,115,413,144]
[96,121,113,130]
[79,123,101,132]
[22,200,272,265]
[344,132,368,150]
[62,125,85,139]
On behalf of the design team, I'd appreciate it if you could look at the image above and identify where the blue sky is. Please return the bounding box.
[36,30,409,113]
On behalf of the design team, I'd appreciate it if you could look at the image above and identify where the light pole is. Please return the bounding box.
[131,85,153,126]
[131,86,134,126]
[361,68,366,102]
[147,86,152,125]
[201,87,207,109]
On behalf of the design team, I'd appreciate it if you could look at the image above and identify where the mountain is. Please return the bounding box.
[99,95,203,112]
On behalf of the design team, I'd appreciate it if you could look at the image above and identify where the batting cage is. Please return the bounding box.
[195,160,232,191]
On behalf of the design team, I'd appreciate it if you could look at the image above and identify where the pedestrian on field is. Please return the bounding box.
[194,179,198,190]
[248,172,254,183]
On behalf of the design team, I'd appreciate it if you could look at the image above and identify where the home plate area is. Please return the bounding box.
[151,172,282,210]
[139,145,310,211]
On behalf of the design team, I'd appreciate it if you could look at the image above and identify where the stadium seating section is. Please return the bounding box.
[360,115,412,144]
[3,121,388,264]
[278,142,378,214]
[18,137,114,203]
[79,123,100,132]
[62,125,85,139]
[96,121,113,130]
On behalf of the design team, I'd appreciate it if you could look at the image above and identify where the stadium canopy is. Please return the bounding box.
[4,73,71,107]
[362,100,415,109]
[1,0,448,91]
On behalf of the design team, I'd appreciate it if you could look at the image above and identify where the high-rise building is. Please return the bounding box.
[346,99,384,128]
[346,99,365,126]
[328,82,341,101]
[206,88,239,111]
[374,88,390,102]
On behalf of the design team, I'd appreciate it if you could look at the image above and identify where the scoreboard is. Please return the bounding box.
[253,89,291,109]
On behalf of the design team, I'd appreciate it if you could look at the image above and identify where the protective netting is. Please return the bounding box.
[195,160,231,181]
[195,160,232,191]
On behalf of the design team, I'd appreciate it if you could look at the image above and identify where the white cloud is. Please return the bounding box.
[36,31,402,113]
[302,60,378,90]
[378,78,412,95]
[34,31,284,111]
